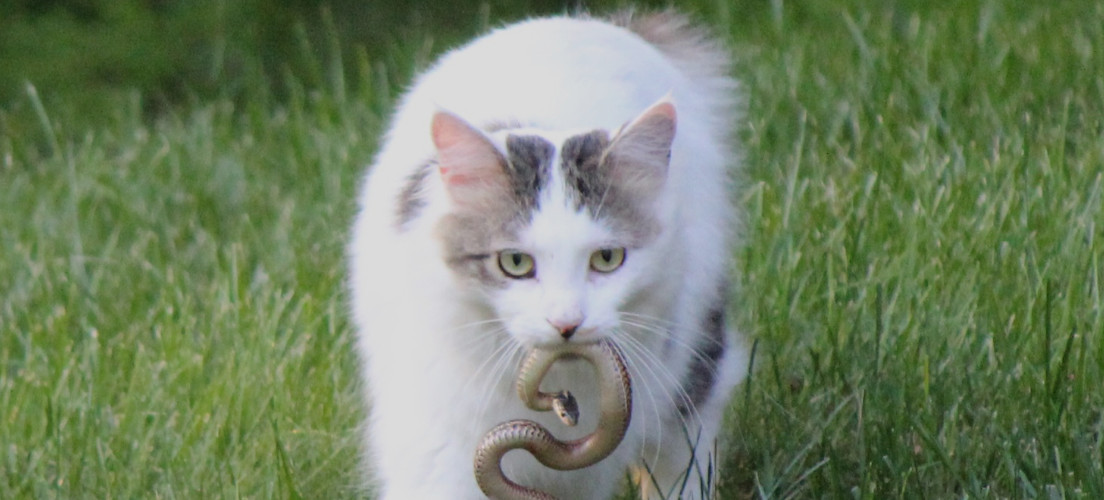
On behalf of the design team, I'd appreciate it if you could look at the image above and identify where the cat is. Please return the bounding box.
[348,9,747,500]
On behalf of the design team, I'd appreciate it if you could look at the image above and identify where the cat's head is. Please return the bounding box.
[432,100,677,347]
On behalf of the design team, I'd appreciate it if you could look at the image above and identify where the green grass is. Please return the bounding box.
[2,1,1103,498]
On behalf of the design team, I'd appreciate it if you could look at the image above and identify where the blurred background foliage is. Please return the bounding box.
[0,0,1014,155]
[0,0,714,136]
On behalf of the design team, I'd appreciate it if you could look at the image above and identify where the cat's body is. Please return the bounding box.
[349,11,747,499]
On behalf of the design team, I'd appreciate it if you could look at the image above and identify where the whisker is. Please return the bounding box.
[454,317,511,330]
[453,318,509,343]
[620,311,727,350]
[619,320,721,379]
[617,330,704,431]
[618,315,724,380]
[458,327,515,397]
[617,330,707,466]
[592,179,614,220]
[474,339,525,424]
[457,325,508,352]
[617,329,717,498]
[610,331,666,467]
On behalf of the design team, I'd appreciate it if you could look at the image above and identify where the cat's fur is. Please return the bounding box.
[349,10,747,500]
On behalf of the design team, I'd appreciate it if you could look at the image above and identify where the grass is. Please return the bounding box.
[2,0,1102,498]
[727,1,1104,497]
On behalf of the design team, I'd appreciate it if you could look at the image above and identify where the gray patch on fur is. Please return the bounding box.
[395,161,434,229]
[677,284,728,417]
[437,212,519,289]
[560,130,660,245]
[561,130,611,212]
[436,136,553,288]
[505,134,555,213]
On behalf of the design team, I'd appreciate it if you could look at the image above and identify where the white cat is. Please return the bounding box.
[349,10,747,500]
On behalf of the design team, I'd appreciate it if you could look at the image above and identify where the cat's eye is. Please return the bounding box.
[497,251,536,278]
[590,248,626,273]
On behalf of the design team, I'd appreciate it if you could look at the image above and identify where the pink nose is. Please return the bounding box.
[548,320,580,340]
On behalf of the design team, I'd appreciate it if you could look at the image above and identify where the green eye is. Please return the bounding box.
[497,251,536,278]
[590,248,626,273]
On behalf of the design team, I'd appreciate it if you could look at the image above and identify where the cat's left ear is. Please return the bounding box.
[431,110,508,209]
[604,97,677,196]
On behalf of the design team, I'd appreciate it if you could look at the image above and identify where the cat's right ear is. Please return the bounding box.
[603,98,677,199]
[431,111,508,209]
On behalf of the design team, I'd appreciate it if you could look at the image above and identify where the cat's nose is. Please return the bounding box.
[548,319,580,340]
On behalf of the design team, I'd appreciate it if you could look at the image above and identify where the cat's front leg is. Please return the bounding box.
[365,366,493,500]
[377,482,485,500]
[372,443,487,500]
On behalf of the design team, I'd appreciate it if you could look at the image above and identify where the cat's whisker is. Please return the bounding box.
[615,330,705,432]
[620,322,721,379]
[473,339,525,425]
[616,348,709,487]
[606,335,652,440]
[620,311,727,351]
[452,317,510,331]
[618,315,724,378]
[622,333,697,426]
[457,324,510,351]
[610,332,667,467]
[459,327,516,397]
[616,331,709,478]
[450,318,508,339]
[592,182,614,220]
[473,339,516,402]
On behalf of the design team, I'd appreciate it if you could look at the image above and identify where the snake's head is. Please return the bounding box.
[551,390,580,427]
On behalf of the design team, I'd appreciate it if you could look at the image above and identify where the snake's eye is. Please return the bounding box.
[498,250,536,279]
[589,248,625,273]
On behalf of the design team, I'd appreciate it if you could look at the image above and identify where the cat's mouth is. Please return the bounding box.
[526,329,604,349]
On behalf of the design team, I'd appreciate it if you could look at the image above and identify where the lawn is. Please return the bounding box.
[1,1,1102,498]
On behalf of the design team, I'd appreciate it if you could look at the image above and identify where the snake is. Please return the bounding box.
[474,338,633,500]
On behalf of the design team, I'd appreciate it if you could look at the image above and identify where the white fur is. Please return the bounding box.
[350,14,746,499]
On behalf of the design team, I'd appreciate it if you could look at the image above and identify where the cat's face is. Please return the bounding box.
[431,100,677,346]
[491,190,639,346]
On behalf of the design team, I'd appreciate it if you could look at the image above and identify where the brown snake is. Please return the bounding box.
[474,339,633,500]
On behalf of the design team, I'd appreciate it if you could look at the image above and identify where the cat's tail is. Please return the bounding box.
[608,8,744,239]
[607,9,740,114]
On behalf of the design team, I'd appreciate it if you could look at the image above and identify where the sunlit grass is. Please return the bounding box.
[727,1,1104,497]
[2,1,1102,498]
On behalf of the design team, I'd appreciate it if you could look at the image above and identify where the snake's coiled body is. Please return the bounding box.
[474,339,633,500]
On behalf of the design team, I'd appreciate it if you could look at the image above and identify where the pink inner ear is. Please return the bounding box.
[628,99,677,148]
[609,99,677,167]
[431,111,503,183]
[645,101,677,125]
[601,99,678,197]
[430,111,507,205]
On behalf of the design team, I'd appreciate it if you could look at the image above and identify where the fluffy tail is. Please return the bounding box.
[609,10,739,110]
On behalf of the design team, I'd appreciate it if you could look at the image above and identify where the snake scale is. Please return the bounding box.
[474,338,633,500]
